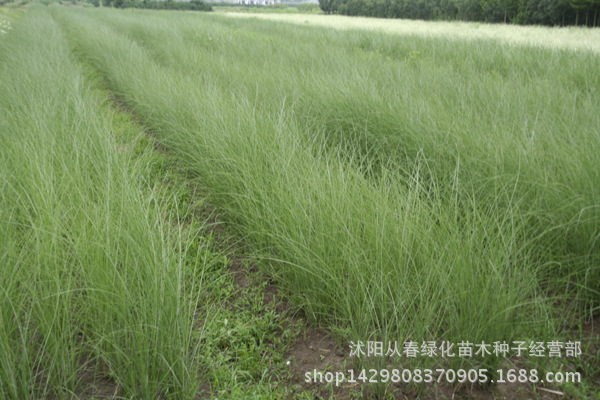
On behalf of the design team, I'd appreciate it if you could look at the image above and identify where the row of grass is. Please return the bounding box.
[0,7,213,398]
[0,7,323,398]
[49,5,600,372]
[90,7,600,281]
[72,9,599,308]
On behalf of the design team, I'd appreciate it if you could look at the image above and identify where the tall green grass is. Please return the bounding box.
[70,9,600,304]
[0,4,594,396]
[0,7,211,398]
[50,5,599,379]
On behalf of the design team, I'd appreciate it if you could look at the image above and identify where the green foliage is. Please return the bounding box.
[0,7,320,399]
[4,5,599,397]
[0,6,211,398]
[296,3,322,11]
[319,0,599,26]
[50,8,599,393]
[103,0,213,11]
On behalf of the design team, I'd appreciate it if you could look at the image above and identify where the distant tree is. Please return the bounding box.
[320,0,592,25]
[319,0,333,13]
[570,0,588,24]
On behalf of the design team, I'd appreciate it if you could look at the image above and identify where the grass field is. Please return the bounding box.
[1,4,599,399]
[223,12,600,53]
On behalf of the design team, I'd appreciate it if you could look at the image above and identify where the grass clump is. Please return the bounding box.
[7,5,598,397]
[0,7,211,398]
[51,6,585,356]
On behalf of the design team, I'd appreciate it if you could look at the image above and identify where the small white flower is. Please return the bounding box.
[286,360,291,366]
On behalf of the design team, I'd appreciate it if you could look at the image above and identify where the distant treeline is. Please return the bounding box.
[319,0,600,26]
[92,0,213,11]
